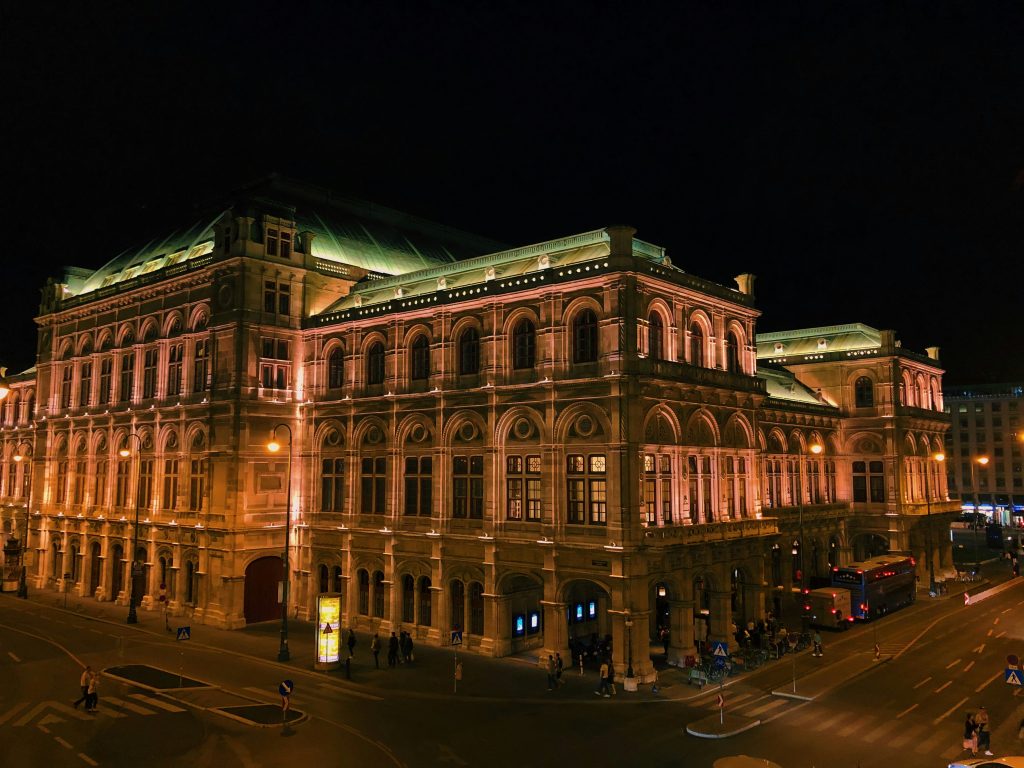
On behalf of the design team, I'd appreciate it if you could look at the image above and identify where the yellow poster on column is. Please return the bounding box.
[316,594,341,668]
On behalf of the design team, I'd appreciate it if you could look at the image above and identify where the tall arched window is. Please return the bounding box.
[647,312,664,360]
[689,323,704,367]
[402,574,415,622]
[726,331,741,373]
[332,566,343,593]
[418,576,432,626]
[450,580,465,631]
[319,564,329,593]
[373,570,385,618]
[572,309,598,364]
[458,328,480,375]
[410,335,430,381]
[366,342,385,385]
[469,581,484,635]
[358,569,370,615]
[854,376,874,408]
[327,348,344,389]
[512,319,536,370]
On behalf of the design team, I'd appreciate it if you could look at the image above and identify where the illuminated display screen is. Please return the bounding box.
[514,614,525,636]
[316,594,341,664]
[575,603,584,621]
[588,600,597,619]
[529,611,540,631]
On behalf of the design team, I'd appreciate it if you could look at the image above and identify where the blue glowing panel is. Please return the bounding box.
[588,600,597,619]
[575,603,584,621]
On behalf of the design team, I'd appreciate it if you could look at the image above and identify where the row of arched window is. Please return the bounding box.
[343,567,485,634]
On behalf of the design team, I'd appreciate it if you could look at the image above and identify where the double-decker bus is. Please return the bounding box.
[830,555,916,620]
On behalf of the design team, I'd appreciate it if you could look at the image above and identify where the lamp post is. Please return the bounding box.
[969,456,989,575]
[624,609,634,679]
[924,452,945,595]
[120,433,144,624]
[796,443,823,633]
[267,424,292,662]
[13,440,33,599]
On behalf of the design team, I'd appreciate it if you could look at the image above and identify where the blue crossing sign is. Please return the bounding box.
[451,630,463,646]
[711,641,729,658]
[176,626,191,641]
[1006,669,1022,686]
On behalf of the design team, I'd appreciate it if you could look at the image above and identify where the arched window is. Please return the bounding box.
[469,581,484,635]
[373,570,385,618]
[689,323,704,367]
[647,312,664,360]
[358,569,369,615]
[332,566,342,593]
[512,319,535,370]
[185,558,199,604]
[327,348,344,389]
[410,335,430,381]
[319,564,329,593]
[402,574,415,623]
[726,331,741,373]
[458,328,480,375]
[854,376,874,408]
[572,309,598,364]
[366,342,385,385]
[418,576,432,626]
[450,580,465,632]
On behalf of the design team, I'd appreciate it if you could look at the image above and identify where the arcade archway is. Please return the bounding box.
[244,556,283,623]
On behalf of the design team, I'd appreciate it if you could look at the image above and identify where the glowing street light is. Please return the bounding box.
[925,451,945,595]
[267,424,292,662]
[970,455,989,575]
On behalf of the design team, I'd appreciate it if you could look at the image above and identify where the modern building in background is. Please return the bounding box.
[942,382,1024,530]
[0,177,957,680]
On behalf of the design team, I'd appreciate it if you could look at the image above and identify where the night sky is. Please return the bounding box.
[5,2,1023,384]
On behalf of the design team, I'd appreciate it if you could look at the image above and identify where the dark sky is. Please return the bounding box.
[5,1,1023,384]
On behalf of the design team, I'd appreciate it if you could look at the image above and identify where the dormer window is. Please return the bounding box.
[267,228,279,257]
[266,228,292,259]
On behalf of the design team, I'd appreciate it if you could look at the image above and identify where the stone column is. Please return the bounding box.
[708,589,733,645]
[541,600,570,661]
[671,598,696,665]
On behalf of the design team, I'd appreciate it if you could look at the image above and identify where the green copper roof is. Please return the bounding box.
[755,323,882,359]
[757,364,832,406]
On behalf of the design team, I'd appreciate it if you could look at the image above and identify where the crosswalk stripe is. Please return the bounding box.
[888,724,926,749]
[812,712,846,732]
[837,718,865,737]
[95,706,126,719]
[863,719,900,743]
[104,696,156,715]
[785,709,818,726]
[128,694,186,713]
[745,699,786,717]
[0,702,29,726]
[914,731,949,754]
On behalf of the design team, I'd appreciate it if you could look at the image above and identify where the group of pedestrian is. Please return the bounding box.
[963,706,993,756]
[544,653,565,690]
[72,666,100,713]
[355,629,415,669]
[593,656,617,698]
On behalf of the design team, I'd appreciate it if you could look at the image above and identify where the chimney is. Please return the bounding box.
[605,226,637,259]
[925,346,940,361]
[734,273,756,297]
[880,329,896,352]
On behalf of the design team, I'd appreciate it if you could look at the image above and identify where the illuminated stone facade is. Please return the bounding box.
[0,178,956,679]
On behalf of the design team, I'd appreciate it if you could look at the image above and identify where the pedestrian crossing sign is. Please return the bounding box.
[711,641,728,658]
[451,630,463,646]
[176,626,190,641]
[1006,669,1022,686]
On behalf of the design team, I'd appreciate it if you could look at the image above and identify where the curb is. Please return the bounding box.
[685,717,762,739]
[770,690,814,701]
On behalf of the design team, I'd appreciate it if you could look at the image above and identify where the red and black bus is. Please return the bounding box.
[830,555,916,620]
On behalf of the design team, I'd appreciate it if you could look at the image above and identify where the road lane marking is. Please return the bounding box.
[104,696,156,715]
[1003,608,1013,613]
[973,643,986,653]
[945,659,960,669]
[837,719,862,737]
[8,652,21,662]
[997,630,1007,638]
[932,696,968,725]
[78,754,98,766]
[896,703,918,719]
[863,719,901,743]
[934,681,952,693]
[746,699,786,717]
[994,617,1000,625]
[0,703,29,726]
[128,694,186,712]
[54,736,73,749]
[987,629,994,637]
[811,712,846,732]
[963,661,975,673]
[913,676,932,689]
[976,672,1001,692]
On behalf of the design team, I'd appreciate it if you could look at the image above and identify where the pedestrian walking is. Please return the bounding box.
[975,705,992,755]
[73,666,92,709]
[370,633,381,669]
[963,712,979,755]
[607,659,616,695]
[659,626,670,656]
[387,631,399,668]
[555,652,564,686]
[812,631,823,657]
[594,660,610,697]
[545,654,557,691]
[85,670,100,712]
[346,628,356,658]
[401,631,414,663]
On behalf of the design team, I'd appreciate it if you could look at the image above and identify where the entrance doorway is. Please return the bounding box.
[244,556,283,623]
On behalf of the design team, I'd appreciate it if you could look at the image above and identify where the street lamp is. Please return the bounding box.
[797,443,824,628]
[120,433,144,624]
[267,424,292,662]
[924,452,945,595]
[13,440,33,599]
[969,455,989,575]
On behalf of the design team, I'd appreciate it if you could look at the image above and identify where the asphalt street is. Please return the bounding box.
[1,565,1022,768]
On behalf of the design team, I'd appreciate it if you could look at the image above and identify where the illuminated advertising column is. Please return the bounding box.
[315,593,342,670]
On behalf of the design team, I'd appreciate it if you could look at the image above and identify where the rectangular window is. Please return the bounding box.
[60,366,73,408]
[786,459,800,505]
[320,458,345,512]
[119,352,135,403]
[642,454,673,525]
[142,348,158,399]
[55,460,69,504]
[687,454,714,523]
[7,462,19,499]
[137,459,154,508]
[99,357,113,404]
[506,454,541,521]
[766,459,783,508]
[78,362,92,407]
[280,231,292,259]
[93,459,108,507]
[807,459,822,503]
[163,459,179,510]
[72,459,86,505]
[453,455,484,519]
[566,454,606,525]
[824,460,836,503]
[264,280,276,312]
[266,228,278,257]
[167,343,183,397]
[403,456,432,516]
[115,458,131,507]
[193,339,209,392]
[360,457,386,514]
[853,460,885,503]
[188,458,208,511]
